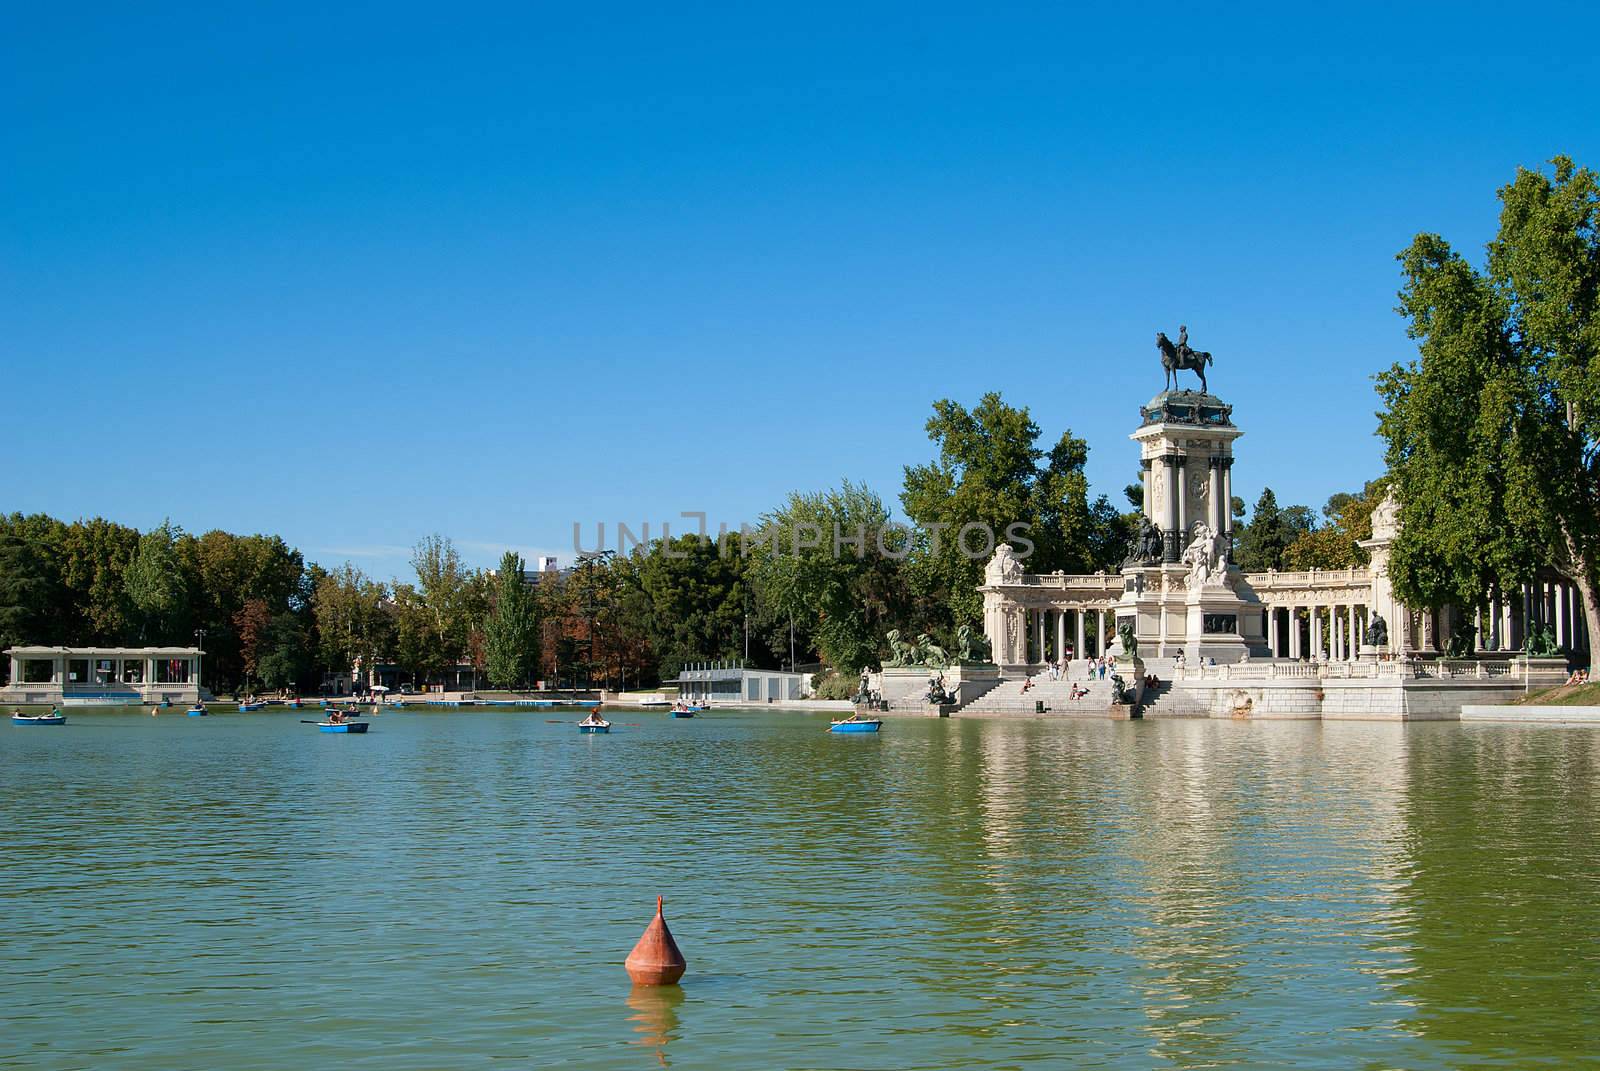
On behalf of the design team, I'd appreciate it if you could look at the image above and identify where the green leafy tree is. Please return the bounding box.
[901,393,1095,624]
[313,564,391,683]
[410,534,471,665]
[255,614,311,692]
[1281,482,1387,571]
[124,519,188,642]
[483,552,540,688]
[746,482,904,673]
[1235,489,1288,572]
[1378,156,1600,668]
[0,527,59,664]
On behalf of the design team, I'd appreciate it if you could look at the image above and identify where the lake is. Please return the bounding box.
[4,708,1598,1069]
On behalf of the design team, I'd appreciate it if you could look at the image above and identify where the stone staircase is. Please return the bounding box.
[959,676,1117,715]
[1135,680,1211,718]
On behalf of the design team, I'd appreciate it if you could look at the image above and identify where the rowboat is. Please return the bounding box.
[239,702,267,712]
[829,716,882,734]
[639,699,671,709]
[578,718,611,734]
[671,710,696,719]
[317,721,369,733]
[186,708,208,717]
[12,713,66,726]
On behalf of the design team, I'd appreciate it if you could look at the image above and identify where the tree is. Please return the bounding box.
[901,393,1092,624]
[746,482,902,673]
[410,534,471,665]
[1378,156,1600,670]
[234,598,273,684]
[483,551,540,688]
[255,614,311,692]
[124,519,188,642]
[0,527,58,665]
[313,564,390,683]
[1235,489,1288,572]
[1281,482,1387,571]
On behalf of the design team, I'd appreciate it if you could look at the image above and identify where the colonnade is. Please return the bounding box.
[1014,606,1112,666]
[1409,577,1591,656]
[1261,603,1372,661]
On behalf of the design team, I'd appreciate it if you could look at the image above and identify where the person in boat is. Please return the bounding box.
[328,708,345,724]
[580,703,606,726]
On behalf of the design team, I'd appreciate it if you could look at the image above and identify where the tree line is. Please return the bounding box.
[0,392,1378,694]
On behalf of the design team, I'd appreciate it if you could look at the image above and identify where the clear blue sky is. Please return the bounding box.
[6,3,1598,578]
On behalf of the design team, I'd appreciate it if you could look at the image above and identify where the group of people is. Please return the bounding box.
[1566,668,1590,686]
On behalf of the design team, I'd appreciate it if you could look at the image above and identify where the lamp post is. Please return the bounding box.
[194,629,206,693]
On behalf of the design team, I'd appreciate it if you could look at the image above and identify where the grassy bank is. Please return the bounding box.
[1516,681,1600,706]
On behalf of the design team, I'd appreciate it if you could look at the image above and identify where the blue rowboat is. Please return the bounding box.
[829,718,882,734]
[578,721,611,734]
[239,702,266,712]
[671,710,696,719]
[186,708,208,717]
[12,713,66,726]
[317,721,369,733]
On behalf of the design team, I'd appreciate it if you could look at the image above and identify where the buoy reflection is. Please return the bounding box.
[627,984,685,1065]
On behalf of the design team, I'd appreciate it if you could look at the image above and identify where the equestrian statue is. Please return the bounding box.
[1156,325,1213,394]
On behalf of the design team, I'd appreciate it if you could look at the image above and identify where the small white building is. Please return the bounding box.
[2,646,208,706]
[672,661,812,705]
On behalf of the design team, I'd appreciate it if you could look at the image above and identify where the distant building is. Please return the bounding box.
[670,660,812,704]
[522,556,568,588]
[2,646,208,705]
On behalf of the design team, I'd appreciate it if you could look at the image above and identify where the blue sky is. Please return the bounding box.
[6,3,1598,578]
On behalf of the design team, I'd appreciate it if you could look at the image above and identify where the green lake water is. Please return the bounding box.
[4,708,1599,1069]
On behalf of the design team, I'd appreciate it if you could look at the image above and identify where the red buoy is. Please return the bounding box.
[625,896,687,985]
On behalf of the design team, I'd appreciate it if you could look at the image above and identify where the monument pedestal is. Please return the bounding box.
[1121,388,1268,662]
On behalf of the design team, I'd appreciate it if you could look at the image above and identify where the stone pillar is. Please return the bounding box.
[1056,611,1067,662]
[1141,459,1153,519]
[1221,458,1235,550]
[1311,605,1323,660]
[1175,457,1188,544]
[1034,611,1046,665]
[1348,604,1358,658]
[1075,610,1086,661]
[1267,606,1278,657]
[1289,609,1301,659]
[1097,610,1107,656]
[1164,455,1180,561]
[1556,584,1567,649]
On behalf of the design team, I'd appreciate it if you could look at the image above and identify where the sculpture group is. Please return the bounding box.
[1181,521,1229,588]
[884,624,990,669]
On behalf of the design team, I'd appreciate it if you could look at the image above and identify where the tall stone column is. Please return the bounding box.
[1034,611,1045,665]
[1311,604,1323,660]
[1075,610,1086,661]
[1175,457,1188,544]
[1141,458,1153,519]
[1266,606,1278,656]
[1056,611,1067,662]
[1221,458,1235,549]
[1289,609,1301,659]
[1164,455,1180,561]
[1555,584,1567,649]
[1348,604,1358,658]
[1097,610,1107,656]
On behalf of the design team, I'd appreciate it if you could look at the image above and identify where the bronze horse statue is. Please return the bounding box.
[1156,329,1212,394]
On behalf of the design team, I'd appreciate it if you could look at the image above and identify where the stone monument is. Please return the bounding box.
[1117,327,1267,663]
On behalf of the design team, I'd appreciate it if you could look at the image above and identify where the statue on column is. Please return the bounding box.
[1362,613,1388,649]
[1156,325,1213,394]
